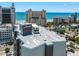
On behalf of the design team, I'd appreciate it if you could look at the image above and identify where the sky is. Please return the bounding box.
[0,2,79,12]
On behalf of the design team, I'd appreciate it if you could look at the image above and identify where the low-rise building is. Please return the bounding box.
[14,24,66,56]
[0,24,13,44]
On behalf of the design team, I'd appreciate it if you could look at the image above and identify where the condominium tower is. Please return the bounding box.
[26,9,46,26]
[0,3,15,24]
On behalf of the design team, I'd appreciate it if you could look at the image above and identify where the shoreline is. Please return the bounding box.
[16,18,79,24]
[16,19,53,24]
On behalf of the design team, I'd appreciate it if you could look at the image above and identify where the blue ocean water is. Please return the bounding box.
[16,12,79,22]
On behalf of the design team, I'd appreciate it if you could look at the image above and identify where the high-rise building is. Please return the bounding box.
[65,13,77,24]
[71,12,77,23]
[0,3,15,24]
[53,13,77,25]
[53,17,62,25]
[26,9,46,26]
[65,15,76,24]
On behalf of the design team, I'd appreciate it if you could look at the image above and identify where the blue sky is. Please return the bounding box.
[0,2,79,12]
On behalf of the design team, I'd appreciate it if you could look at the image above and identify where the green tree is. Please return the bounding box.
[46,22,53,28]
[75,37,79,44]
[67,42,75,53]
[56,27,65,34]
[5,48,10,53]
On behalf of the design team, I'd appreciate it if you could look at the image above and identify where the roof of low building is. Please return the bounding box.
[17,24,66,49]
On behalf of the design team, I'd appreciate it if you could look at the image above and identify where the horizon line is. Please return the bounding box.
[15,11,79,13]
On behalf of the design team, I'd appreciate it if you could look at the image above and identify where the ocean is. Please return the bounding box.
[16,12,79,23]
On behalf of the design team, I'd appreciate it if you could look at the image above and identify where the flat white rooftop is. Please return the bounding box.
[0,24,12,31]
[0,24,12,27]
[17,25,66,49]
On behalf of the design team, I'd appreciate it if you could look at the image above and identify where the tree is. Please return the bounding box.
[75,37,79,44]
[46,22,53,28]
[70,42,75,49]
[5,48,10,53]
[56,27,65,34]
[69,36,79,44]
[67,48,75,53]
[69,36,75,42]
[67,42,75,53]
[76,20,79,24]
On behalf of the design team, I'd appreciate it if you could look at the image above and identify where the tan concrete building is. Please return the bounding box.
[26,9,46,26]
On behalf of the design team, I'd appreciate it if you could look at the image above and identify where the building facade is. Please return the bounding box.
[53,13,77,25]
[0,3,15,24]
[0,24,13,44]
[53,17,62,25]
[26,9,46,26]
[71,12,77,23]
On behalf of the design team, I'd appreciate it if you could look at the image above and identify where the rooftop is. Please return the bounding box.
[32,23,39,28]
[17,24,66,49]
[0,24,12,28]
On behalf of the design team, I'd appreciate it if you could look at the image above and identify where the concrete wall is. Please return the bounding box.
[53,41,66,56]
[20,41,66,56]
[21,44,45,56]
